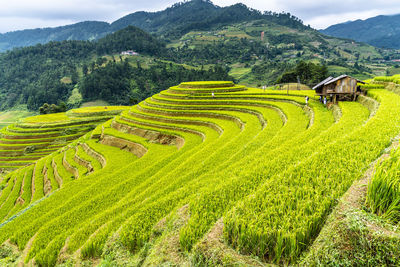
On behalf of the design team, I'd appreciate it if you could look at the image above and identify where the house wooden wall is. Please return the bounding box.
[323,77,358,95]
[332,77,357,94]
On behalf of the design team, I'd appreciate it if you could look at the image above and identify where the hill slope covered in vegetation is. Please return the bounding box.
[0,25,233,112]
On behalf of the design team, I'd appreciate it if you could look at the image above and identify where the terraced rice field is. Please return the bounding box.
[0,106,128,172]
[0,81,400,266]
[365,75,400,225]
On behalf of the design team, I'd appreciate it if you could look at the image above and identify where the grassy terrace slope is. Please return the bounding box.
[0,106,128,172]
[0,81,400,266]
[365,75,400,224]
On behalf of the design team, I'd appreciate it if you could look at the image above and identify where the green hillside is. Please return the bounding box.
[110,0,305,39]
[0,26,167,111]
[0,81,399,266]
[166,19,394,85]
[0,23,233,112]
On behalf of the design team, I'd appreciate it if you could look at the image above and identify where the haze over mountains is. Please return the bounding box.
[321,14,400,49]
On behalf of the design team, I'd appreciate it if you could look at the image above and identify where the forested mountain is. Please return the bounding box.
[0,26,166,110]
[321,14,400,49]
[0,0,305,52]
[0,24,232,111]
[95,26,166,56]
[111,0,305,39]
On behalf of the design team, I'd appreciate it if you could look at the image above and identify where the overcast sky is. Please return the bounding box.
[1,0,400,33]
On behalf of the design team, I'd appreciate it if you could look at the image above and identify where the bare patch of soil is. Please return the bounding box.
[100,135,147,158]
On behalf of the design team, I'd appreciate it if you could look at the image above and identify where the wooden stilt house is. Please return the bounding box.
[313,75,365,103]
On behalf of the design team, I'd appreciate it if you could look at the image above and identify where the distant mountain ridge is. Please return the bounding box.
[321,14,400,49]
[0,21,110,52]
[0,0,305,52]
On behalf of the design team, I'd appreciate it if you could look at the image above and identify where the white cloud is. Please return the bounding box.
[1,0,400,33]
[0,17,76,32]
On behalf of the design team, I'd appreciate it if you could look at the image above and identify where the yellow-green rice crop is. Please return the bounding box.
[1,81,400,266]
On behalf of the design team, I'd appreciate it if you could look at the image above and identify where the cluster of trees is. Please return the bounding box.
[95,26,165,56]
[171,37,275,65]
[276,61,328,85]
[80,59,232,105]
[247,60,330,86]
[0,41,87,110]
[39,102,67,114]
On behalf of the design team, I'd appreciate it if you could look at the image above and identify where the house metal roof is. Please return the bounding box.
[313,75,365,90]
[312,76,333,90]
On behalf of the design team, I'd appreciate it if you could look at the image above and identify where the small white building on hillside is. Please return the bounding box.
[121,51,139,56]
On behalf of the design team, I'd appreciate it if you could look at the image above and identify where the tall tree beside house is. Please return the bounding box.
[276,61,328,85]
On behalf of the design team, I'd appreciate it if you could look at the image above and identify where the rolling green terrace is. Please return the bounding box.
[0,81,400,266]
